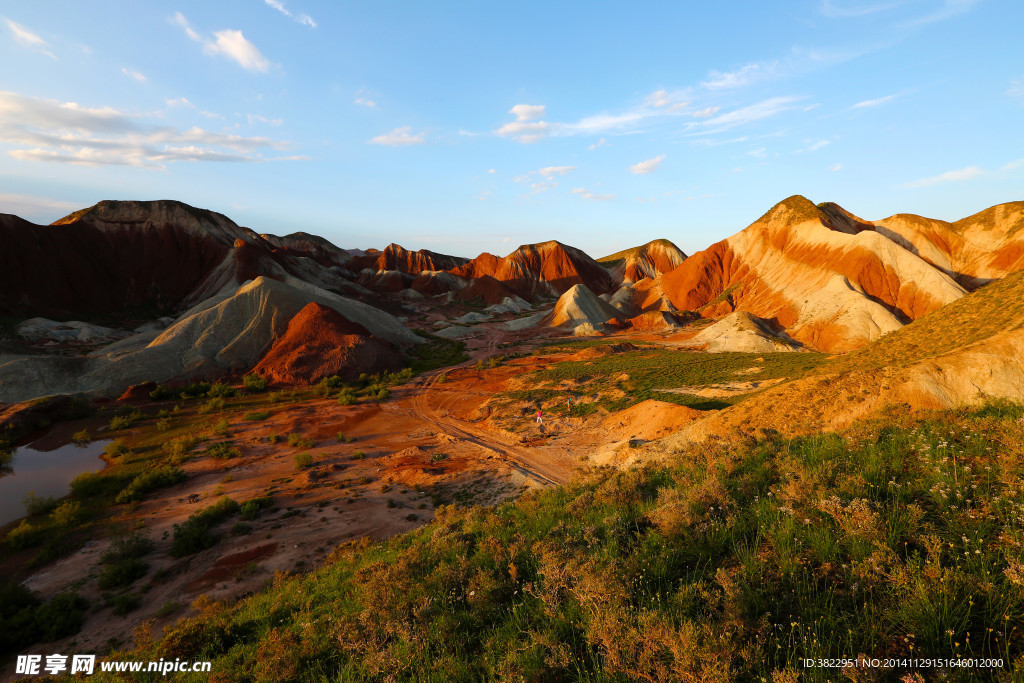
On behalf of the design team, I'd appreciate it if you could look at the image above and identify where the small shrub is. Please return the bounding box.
[51,500,82,527]
[104,439,131,459]
[212,418,231,437]
[69,471,107,497]
[98,558,148,590]
[110,593,141,616]
[5,520,42,550]
[232,521,252,535]
[197,397,225,415]
[116,466,186,504]
[169,497,239,557]
[337,389,359,406]
[206,442,240,460]
[207,382,237,398]
[245,411,271,421]
[102,532,155,563]
[72,428,91,445]
[239,497,273,521]
[179,382,211,399]
[287,433,313,448]
[336,432,357,443]
[243,374,269,393]
[149,385,175,401]
[108,415,134,431]
[294,452,313,470]
[156,601,181,618]
[23,492,58,517]
[352,450,366,460]
[163,435,197,463]
[156,417,173,431]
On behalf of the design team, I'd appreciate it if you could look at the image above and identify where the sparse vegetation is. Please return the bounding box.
[169,497,240,557]
[407,331,469,373]
[294,452,313,470]
[205,442,240,460]
[124,402,1024,680]
[244,411,271,421]
[243,373,269,393]
[115,466,186,504]
[287,433,313,449]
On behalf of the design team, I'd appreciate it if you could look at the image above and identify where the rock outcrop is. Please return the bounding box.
[545,284,625,331]
[599,239,687,283]
[250,302,401,384]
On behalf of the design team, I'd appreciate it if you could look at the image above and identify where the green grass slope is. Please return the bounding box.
[107,403,1024,681]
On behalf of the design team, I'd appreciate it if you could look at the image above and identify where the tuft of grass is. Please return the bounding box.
[244,411,271,421]
[287,433,313,449]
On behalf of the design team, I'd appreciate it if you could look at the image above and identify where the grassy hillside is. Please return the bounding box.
[106,402,1024,681]
[824,268,1024,374]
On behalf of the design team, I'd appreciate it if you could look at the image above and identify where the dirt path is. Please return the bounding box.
[409,327,575,487]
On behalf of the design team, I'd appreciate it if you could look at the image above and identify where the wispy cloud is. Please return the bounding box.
[830,163,843,171]
[368,126,426,146]
[121,67,146,83]
[4,18,56,59]
[629,155,665,175]
[904,165,984,188]
[693,96,804,134]
[588,137,606,150]
[691,106,720,118]
[702,61,780,90]
[820,0,908,18]
[1010,76,1024,100]
[513,165,576,183]
[264,0,317,28]
[166,97,194,108]
[355,98,376,108]
[853,93,899,108]
[247,113,283,126]
[571,187,615,201]
[902,0,982,26]
[796,139,831,153]
[0,192,79,217]
[174,13,274,73]
[0,90,295,168]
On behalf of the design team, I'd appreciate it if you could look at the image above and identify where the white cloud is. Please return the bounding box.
[830,163,843,171]
[902,0,981,26]
[204,29,272,73]
[702,61,779,90]
[166,97,194,108]
[497,104,550,143]
[796,139,831,153]
[487,168,496,174]
[0,90,295,168]
[121,67,146,83]
[749,147,767,158]
[629,155,665,175]
[174,13,273,73]
[644,89,688,111]
[695,96,803,133]
[247,113,283,126]
[571,187,615,201]
[1002,159,1024,171]
[537,165,575,178]
[1010,77,1024,100]
[853,93,899,108]
[588,137,606,150]
[173,12,201,42]
[355,98,376,108]
[691,106,719,118]
[820,0,907,18]
[5,18,56,59]
[904,165,984,188]
[0,192,79,217]
[264,0,317,27]
[510,104,545,121]
[368,126,426,146]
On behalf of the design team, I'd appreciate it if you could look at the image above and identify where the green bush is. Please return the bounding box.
[207,381,237,398]
[104,439,131,459]
[206,442,240,460]
[115,466,186,504]
[169,497,240,557]
[110,593,141,616]
[243,374,269,393]
[0,589,89,649]
[108,415,135,431]
[337,388,359,406]
[149,384,176,400]
[197,397,225,415]
[71,428,91,445]
[244,411,271,421]
[102,532,155,563]
[50,501,81,527]
[287,433,313,448]
[163,435,197,463]
[5,520,42,550]
[23,492,58,517]
[294,452,313,470]
[98,558,148,590]
[239,497,272,521]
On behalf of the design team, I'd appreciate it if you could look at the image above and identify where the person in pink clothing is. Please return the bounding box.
[535,409,543,425]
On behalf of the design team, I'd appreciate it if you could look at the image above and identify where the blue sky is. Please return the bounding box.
[0,0,1021,258]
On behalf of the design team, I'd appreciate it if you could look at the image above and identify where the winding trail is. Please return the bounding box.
[408,327,574,487]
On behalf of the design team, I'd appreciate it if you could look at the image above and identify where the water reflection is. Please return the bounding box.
[0,439,109,527]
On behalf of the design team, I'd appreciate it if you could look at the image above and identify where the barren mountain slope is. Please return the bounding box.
[598,239,687,283]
